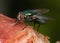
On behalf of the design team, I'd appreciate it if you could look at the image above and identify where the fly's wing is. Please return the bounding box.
[36,9,50,14]
[36,15,55,24]
[37,16,46,24]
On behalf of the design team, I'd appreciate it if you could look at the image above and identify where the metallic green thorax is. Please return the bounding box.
[23,10,38,17]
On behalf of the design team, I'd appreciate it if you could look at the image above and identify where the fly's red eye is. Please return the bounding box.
[20,15,24,19]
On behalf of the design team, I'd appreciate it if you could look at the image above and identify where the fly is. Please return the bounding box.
[16,9,53,31]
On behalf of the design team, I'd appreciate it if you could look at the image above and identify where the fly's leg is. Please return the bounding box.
[37,23,40,31]
[33,22,36,29]
[23,24,28,30]
[13,19,20,26]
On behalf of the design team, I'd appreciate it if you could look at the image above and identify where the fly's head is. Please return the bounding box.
[17,12,25,23]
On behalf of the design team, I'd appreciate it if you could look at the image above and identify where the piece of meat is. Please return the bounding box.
[0,14,50,43]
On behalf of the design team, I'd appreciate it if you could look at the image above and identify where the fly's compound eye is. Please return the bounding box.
[17,12,24,22]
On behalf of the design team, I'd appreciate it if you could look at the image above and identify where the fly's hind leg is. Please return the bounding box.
[33,22,36,29]
[37,23,40,31]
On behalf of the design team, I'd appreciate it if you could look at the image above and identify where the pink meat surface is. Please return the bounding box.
[0,14,50,43]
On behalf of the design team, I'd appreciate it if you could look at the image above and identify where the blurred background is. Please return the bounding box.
[0,0,60,43]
